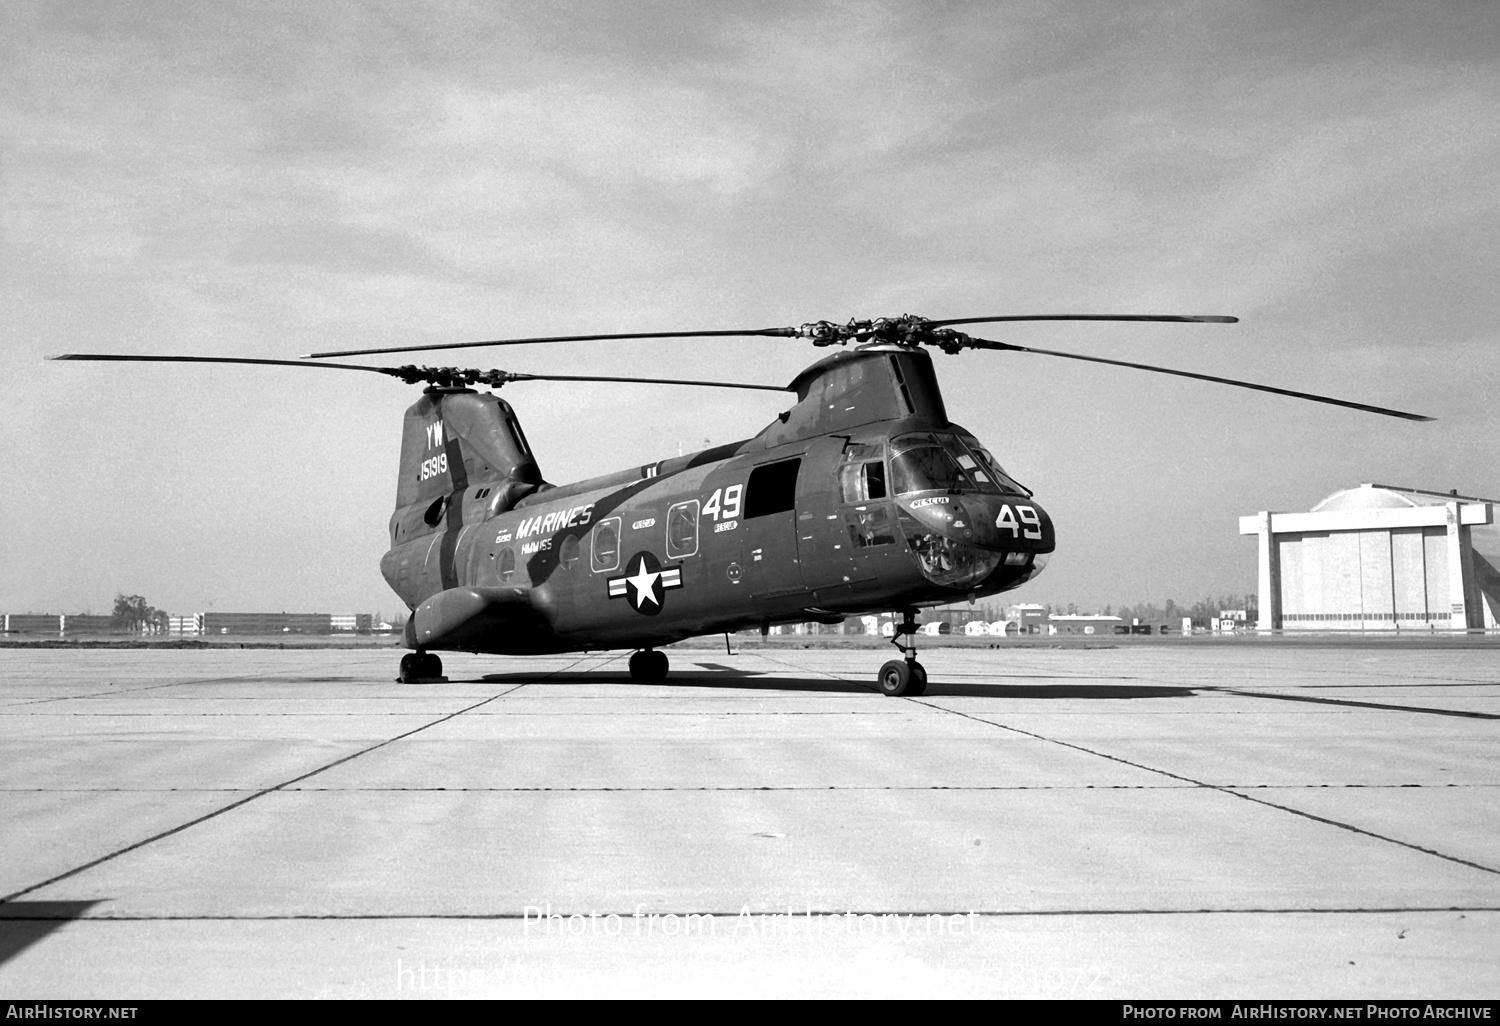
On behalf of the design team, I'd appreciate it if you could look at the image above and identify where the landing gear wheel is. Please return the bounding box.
[629,650,669,683]
[880,608,926,697]
[878,659,915,697]
[399,652,443,683]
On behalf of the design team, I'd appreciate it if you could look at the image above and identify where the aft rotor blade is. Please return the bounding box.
[48,353,397,374]
[966,337,1433,421]
[930,314,1238,328]
[303,327,800,359]
[48,353,786,391]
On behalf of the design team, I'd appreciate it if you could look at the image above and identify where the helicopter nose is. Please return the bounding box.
[972,495,1055,553]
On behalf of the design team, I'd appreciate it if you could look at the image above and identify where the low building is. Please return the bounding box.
[2,614,62,635]
[202,612,333,635]
[1241,484,1499,631]
[1005,603,1049,635]
[1047,614,1124,636]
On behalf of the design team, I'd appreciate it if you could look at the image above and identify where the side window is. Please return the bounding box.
[840,460,886,502]
[847,507,897,548]
[838,463,864,504]
[559,535,580,570]
[592,517,621,573]
[744,459,801,518]
[666,500,699,558]
[497,549,515,581]
[838,444,886,504]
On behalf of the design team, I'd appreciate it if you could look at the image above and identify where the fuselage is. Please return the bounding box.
[380,343,1054,655]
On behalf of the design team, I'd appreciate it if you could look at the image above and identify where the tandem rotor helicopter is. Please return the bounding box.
[53,313,1430,695]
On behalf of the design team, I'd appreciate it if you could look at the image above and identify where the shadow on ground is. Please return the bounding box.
[476,666,1197,700]
[0,901,99,967]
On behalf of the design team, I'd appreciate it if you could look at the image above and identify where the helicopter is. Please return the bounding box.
[51,313,1430,695]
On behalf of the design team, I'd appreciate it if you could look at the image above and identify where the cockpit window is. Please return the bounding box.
[891,443,971,496]
[838,443,887,504]
[957,436,1028,494]
[890,433,1026,496]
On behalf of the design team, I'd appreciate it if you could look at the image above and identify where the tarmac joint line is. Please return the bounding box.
[0,652,614,906]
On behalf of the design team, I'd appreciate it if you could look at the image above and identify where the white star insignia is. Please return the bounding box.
[625,556,662,608]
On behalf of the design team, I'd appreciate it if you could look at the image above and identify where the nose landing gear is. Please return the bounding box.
[629,649,669,683]
[878,609,927,697]
[399,650,445,683]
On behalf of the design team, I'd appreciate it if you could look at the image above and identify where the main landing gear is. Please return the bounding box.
[399,650,444,684]
[629,649,669,683]
[878,609,927,697]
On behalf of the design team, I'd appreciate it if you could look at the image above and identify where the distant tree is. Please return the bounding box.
[112,593,165,634]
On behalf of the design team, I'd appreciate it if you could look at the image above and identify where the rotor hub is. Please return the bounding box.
[796,314,978,353]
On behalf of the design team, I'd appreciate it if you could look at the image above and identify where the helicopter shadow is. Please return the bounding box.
[917,681,1196,699]
[476,666,1196,700]
[479,669,873,694]
[0,901,98,968]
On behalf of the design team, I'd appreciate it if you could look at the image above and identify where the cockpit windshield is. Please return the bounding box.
[889,432,1027,496]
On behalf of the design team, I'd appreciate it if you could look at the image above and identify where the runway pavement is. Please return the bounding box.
[1,641,1496,998]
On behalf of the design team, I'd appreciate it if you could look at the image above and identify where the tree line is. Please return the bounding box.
[112,593,169,634]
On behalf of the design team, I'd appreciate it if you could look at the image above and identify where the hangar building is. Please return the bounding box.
[1240,484,1499,632]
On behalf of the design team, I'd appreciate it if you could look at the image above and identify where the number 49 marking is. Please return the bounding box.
[703,484,743,521]
[996,504,1042,539]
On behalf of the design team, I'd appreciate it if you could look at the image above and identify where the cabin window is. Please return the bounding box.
[592,517,621,573]
[559,534,580,570]
[666,500,699,559]
[744,458,801,518]
[497,548,515,582]
[847,506,897,548]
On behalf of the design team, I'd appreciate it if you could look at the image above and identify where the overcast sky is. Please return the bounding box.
[3,1,1496,618]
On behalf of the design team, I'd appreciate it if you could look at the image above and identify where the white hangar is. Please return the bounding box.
[1240,484,1499,632]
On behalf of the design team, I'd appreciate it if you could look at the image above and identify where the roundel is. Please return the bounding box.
[605,551,684,616]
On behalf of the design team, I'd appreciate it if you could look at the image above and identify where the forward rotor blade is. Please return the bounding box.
[302,314,1239,358]
[930,314,1238,328]
[303,327,799,359]
[965,338,1433,421]
[47,353,786,391]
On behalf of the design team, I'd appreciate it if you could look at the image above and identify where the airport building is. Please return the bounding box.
[1240,484,1499,632]
[1,612,386,636]
[1048,613,1126,636]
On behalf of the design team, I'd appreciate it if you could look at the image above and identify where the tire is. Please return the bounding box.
[422,654,443,679]
[630,650,668,683]
[878,659,913,697]
[399,652,419,683]
[907,661,928,697]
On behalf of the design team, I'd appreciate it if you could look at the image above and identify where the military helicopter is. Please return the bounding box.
[52,313,1430,695]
